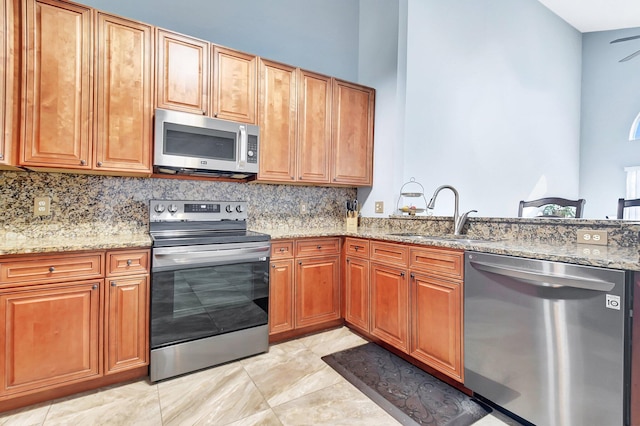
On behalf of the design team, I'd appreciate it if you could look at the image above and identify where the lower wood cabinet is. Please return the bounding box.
[268,238,341,341]
[370,262,409,353]
[0,248,150,410]
[344,256,369,332]
[0,280,101,397]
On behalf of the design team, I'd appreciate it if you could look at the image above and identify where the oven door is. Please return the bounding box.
[150,241,270,350]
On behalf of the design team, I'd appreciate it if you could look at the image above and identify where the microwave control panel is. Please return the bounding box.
[247,135,258,164]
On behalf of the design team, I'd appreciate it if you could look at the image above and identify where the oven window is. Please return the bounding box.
[151,261,269,349]
[164,123,236,161]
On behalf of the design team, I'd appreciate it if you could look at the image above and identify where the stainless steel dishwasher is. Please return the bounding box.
[464,251,631,426]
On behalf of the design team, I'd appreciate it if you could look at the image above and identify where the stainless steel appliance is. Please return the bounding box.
[153,108,259,179]
[149,200,270,382]
[464,251,630,426]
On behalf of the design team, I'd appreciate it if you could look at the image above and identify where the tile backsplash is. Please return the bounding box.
[0,171,355,237]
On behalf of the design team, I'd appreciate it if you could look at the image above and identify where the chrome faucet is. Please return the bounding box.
[427,185,477,235]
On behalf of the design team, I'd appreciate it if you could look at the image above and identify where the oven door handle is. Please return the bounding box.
[153,245,270,269]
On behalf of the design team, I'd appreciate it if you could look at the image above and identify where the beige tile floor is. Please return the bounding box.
[0,327,509,426]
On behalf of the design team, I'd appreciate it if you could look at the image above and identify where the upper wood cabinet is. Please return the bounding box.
[21,0,93,170]
[332,80,375,186]
[297,69,332,184]
[156,29,209,115]
[94,13,153,174]
[257,59,297,182]
[20,0,153,175]
[0,0,19,169]
[212,45,257,124]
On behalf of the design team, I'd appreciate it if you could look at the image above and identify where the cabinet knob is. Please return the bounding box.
[298,261,303,265]
[97,161,103,167]
[299,176,302,180]
[346,258,350,263]
[126,259,132,266]
[354,246,360,251]
[0,154,4,160]
[316,245,322,249]
[92,284,98,290]
[279,248,286,252]
[202,111,206,115]
[214,112,218,117]
[271,264,276,268]
[80,159,86,166]
[111,281,117,287]
[333,178,337,182]
[400,271,405,277]
[410,273,415,279]
[49,266,55,273]
[291,176,294,180]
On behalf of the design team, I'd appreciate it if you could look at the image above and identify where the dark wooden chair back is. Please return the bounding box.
[617,198,640,219]
[518,197,586,218]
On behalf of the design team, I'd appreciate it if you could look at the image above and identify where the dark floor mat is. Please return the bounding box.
[322,343,489,426]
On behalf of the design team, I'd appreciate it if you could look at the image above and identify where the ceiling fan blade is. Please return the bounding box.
[620,48,640,62]
[611,34,640,44]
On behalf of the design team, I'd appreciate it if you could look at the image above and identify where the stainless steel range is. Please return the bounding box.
[148,200,270,382]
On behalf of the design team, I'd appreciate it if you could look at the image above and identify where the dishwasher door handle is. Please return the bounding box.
[469,259,616,292]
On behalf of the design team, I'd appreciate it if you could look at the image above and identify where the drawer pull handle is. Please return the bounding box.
[49,266,55,273]
[126,259,132,266]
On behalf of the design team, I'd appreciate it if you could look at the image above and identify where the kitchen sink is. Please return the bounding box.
[386,232,492,244]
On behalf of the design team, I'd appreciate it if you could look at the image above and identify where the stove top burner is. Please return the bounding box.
[149,200,270,247]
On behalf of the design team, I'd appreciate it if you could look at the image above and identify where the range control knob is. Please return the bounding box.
[154,204,166,213]
[167,204,178,214]
[226,204,233,213]
[247,150,254,157]
[236,204,245,213]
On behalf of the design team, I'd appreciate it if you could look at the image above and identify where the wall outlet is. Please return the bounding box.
[375,201,384,214]
[299,201,308,214]
[577,229,608,246]
[34,196,51,217]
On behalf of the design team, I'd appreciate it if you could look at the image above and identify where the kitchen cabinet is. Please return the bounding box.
[331,80,375,186]
[94,13,153,175]
[269,241,295,334]
[212,45,257,124]
[269,238,341,341]
[104,249,150,375]
[0,248,149,410]
[343,238,370,333]
[21,0,153,176]
[0,0,18,169]
[21,0,93,170]
[156,29,209,115]
[297,69,332,184]
[257,59,297,182]
[0,280,101,397]
[409,246,464,382]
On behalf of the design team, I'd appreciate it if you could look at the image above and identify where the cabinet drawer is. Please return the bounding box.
[295,238,341,257]
[370,241,408,267]
[344,238,369,259]
[410,247,463,280]
[271,240,294,259]
[106,249,150,277]
[0,253,104,286]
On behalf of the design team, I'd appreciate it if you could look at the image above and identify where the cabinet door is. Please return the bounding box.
[331,80,374,186]
[105,275,149,374]
[269,259,294,335]
[410,272,462,381]
[297,69,331,183]
[257,59,297,183]
[156,29,209,115]
[211,45,256,124]
[0,0,18,169]
[295,256,340,328]
[344,257,369,332]
[0,280,101,397]
[21,0,93,169]
[370,262,409,353]
[94,13,153,174]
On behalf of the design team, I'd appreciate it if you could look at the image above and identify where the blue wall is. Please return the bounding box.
[77,0,360,81]
[580,27,640,219]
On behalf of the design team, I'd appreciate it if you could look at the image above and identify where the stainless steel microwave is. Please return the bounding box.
[153,108,259,178]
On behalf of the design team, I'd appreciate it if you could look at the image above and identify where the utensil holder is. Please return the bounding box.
[345,217,358,232]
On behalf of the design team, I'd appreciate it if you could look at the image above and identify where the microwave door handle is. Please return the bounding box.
[238,125,247,167]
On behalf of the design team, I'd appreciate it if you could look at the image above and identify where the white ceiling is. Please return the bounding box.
[537,0,640,32]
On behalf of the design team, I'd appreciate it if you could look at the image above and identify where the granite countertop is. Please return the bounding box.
[1,224,639,272]
[257,226,640,271]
